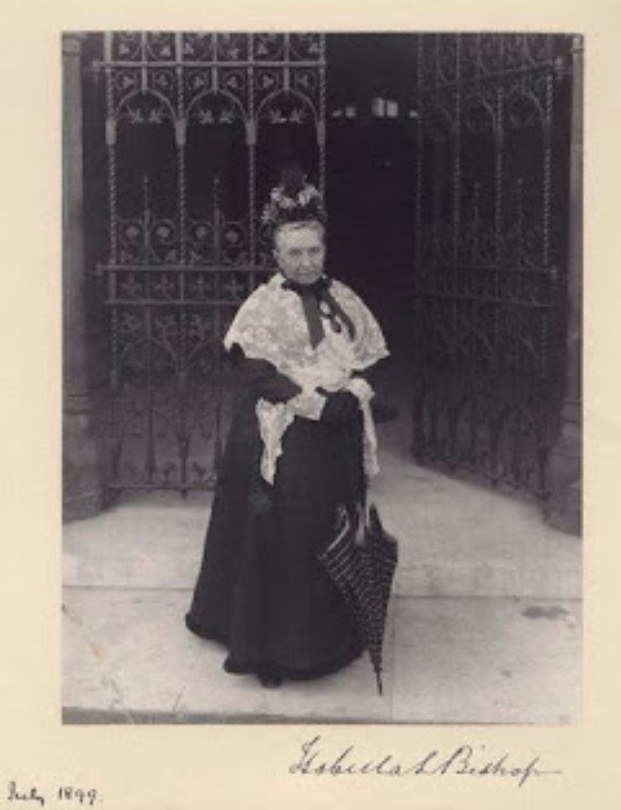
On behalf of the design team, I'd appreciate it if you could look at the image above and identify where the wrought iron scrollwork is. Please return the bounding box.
[94,31,325,493]
[412,33,572,497]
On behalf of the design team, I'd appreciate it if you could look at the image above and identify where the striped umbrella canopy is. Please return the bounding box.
[318,502,398,695]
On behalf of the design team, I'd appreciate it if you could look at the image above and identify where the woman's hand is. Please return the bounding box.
[319,390,360,425]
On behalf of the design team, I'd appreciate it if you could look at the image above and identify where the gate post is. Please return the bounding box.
[62,34,106,521]
[545,35,583,536]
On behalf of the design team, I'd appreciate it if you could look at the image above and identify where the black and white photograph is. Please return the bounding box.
[61,30,583,726]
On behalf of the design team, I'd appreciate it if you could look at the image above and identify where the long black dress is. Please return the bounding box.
[185,351,366,680]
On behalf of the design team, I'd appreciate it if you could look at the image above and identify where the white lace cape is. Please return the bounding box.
[224,273,389,483]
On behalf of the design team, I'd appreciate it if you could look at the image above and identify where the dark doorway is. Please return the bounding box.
[325,34,417,371]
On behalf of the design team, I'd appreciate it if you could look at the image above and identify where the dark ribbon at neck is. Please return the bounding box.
[281,276,356,349]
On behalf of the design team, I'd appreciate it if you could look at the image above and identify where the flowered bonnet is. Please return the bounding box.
[261,162,326,233]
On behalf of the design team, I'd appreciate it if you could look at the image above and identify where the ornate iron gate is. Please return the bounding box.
[411,34,573,497]
[93,32,326,493]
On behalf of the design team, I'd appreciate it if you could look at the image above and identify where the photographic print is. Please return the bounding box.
[61,30,583,726]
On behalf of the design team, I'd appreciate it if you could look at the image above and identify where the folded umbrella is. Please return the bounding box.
[317,501,398,695]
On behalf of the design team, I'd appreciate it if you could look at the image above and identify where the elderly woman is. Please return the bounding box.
[185,165,389,688]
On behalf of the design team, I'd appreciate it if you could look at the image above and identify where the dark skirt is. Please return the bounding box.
[185,393,365,680]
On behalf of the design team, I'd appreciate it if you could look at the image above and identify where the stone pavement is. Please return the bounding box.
[62,412,582,725]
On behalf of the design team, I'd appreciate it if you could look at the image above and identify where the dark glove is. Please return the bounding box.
[229,344,302,404]
[320,390,360,425]
[351,367,398,423]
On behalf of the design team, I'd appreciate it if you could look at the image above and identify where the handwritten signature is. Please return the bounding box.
[289,735,562,788]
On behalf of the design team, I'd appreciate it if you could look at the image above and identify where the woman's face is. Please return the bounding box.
[273,223,325,286]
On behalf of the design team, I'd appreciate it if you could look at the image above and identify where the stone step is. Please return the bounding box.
[62,588,581,725]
